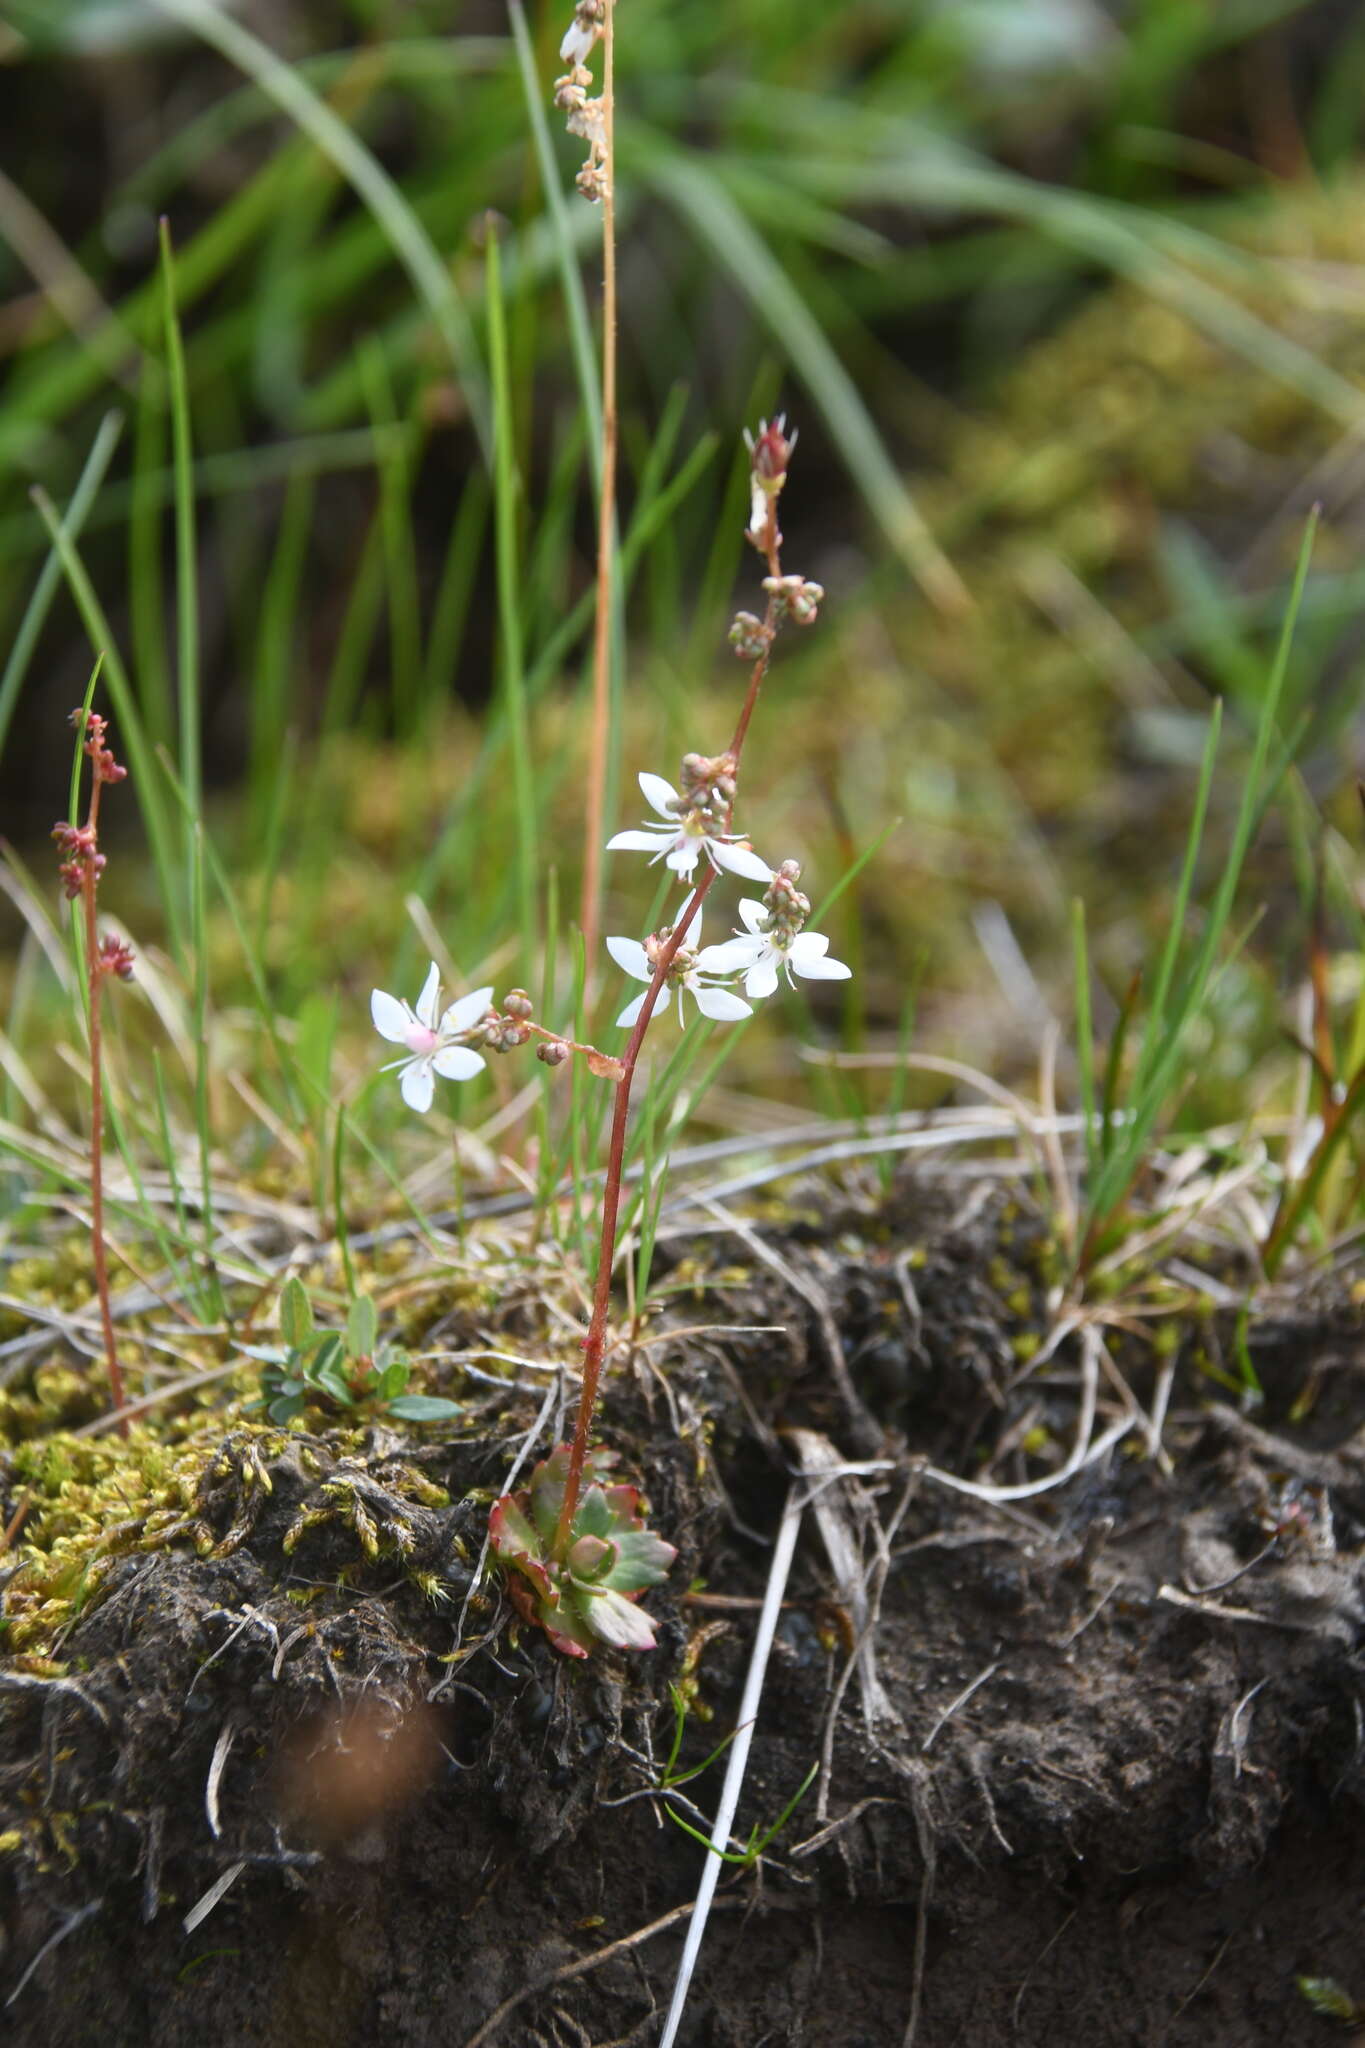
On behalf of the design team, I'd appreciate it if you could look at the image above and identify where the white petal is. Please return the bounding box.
[711,839,773,883]
[792,952,852,980]
[432,1045,486,1082]
[414,962,442,1029]
[560,18,595,66]
[441,985,495,1035]
[747,478,768,540]
[606,935,650,981]
[745,957,781,1000]
[694,984,753,1022]
[371,989,411,1045]
[665,840,700,878]
[607,827,672,854]
[697,936,763,975]
[737,898,767,934]
[638,771,680,820]
[790,932,829,962]
[400,1058,435,1113]
[616,984,671,1030]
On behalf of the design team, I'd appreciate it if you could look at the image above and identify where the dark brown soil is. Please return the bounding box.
[3,1177,1365,2046]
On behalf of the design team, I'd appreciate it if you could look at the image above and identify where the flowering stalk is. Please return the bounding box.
[550,429,795,1558]
[577,0,616,986]
[53,709,135,1435]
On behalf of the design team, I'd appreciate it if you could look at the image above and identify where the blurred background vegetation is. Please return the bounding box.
[3,0,1365,1158]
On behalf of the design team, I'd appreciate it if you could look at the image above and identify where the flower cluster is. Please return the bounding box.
[52,821,104,901]
[606,916,752,1028]
[698,863,849,998]
[370,417,852,1113]
[51,710,134,981]
[370,965,492,1114]
[606,759,771,884]
[606,853,848,1028]
[553,0,609,202]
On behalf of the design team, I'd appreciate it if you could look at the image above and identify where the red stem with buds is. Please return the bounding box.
[552,508,785,1558]
[54,712,132,1435]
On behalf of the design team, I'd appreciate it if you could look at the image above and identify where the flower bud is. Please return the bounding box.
[98,935,136,982]
[745,414,796,483]
[762,573,824,627]
[537,1038,570,1067]
[728,611,770,660]
[503,989,534,1020]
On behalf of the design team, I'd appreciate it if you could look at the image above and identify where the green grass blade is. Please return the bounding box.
[0,411,123,758]
[1071,900,1098,1184]
[150,0,491,457]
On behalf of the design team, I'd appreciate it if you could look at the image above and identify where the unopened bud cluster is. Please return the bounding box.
[763,574,824,627]
[554,0,609,202]
[645,926,698,990]
[728,611,772,661]
[51,710,135,983]
[482,991,534,1051]
[99,935,136,982]
[52,822,105,900]
[761,859,811,947]
[673,751,737,835]
[74,708,127,788]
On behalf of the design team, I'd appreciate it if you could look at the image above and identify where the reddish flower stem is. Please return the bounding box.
[79,770,128,1436]
[553,517,783,1557]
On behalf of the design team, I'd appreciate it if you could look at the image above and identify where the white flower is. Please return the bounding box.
[698,899,852,999]
[606,771,772,884]
[606,918,754,1030]
[370,963,492,1113]
[560,17,596,65]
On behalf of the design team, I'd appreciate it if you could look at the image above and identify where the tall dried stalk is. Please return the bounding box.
[578,0,616,987]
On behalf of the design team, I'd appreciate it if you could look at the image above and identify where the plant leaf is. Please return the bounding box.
[346,1291,378,1360]
[571,1584,658,1651]
[279,1274,313,1348]
[606,1527,678,1593]
[387,1394,461,1423]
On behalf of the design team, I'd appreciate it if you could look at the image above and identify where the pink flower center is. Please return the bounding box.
[404,1023,440,1055]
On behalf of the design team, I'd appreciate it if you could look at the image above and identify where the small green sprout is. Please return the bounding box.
[655,1683,817,1866]
[1297,1976,1364,2023]
[245,1277,461,1427]
[488,1444,676,1658]
[665,1760,818,1868]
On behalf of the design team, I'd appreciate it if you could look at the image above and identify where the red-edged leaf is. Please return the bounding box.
[489,1495,553,1600]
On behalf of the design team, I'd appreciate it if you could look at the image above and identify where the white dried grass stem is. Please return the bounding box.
[658,1482,805,2048]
